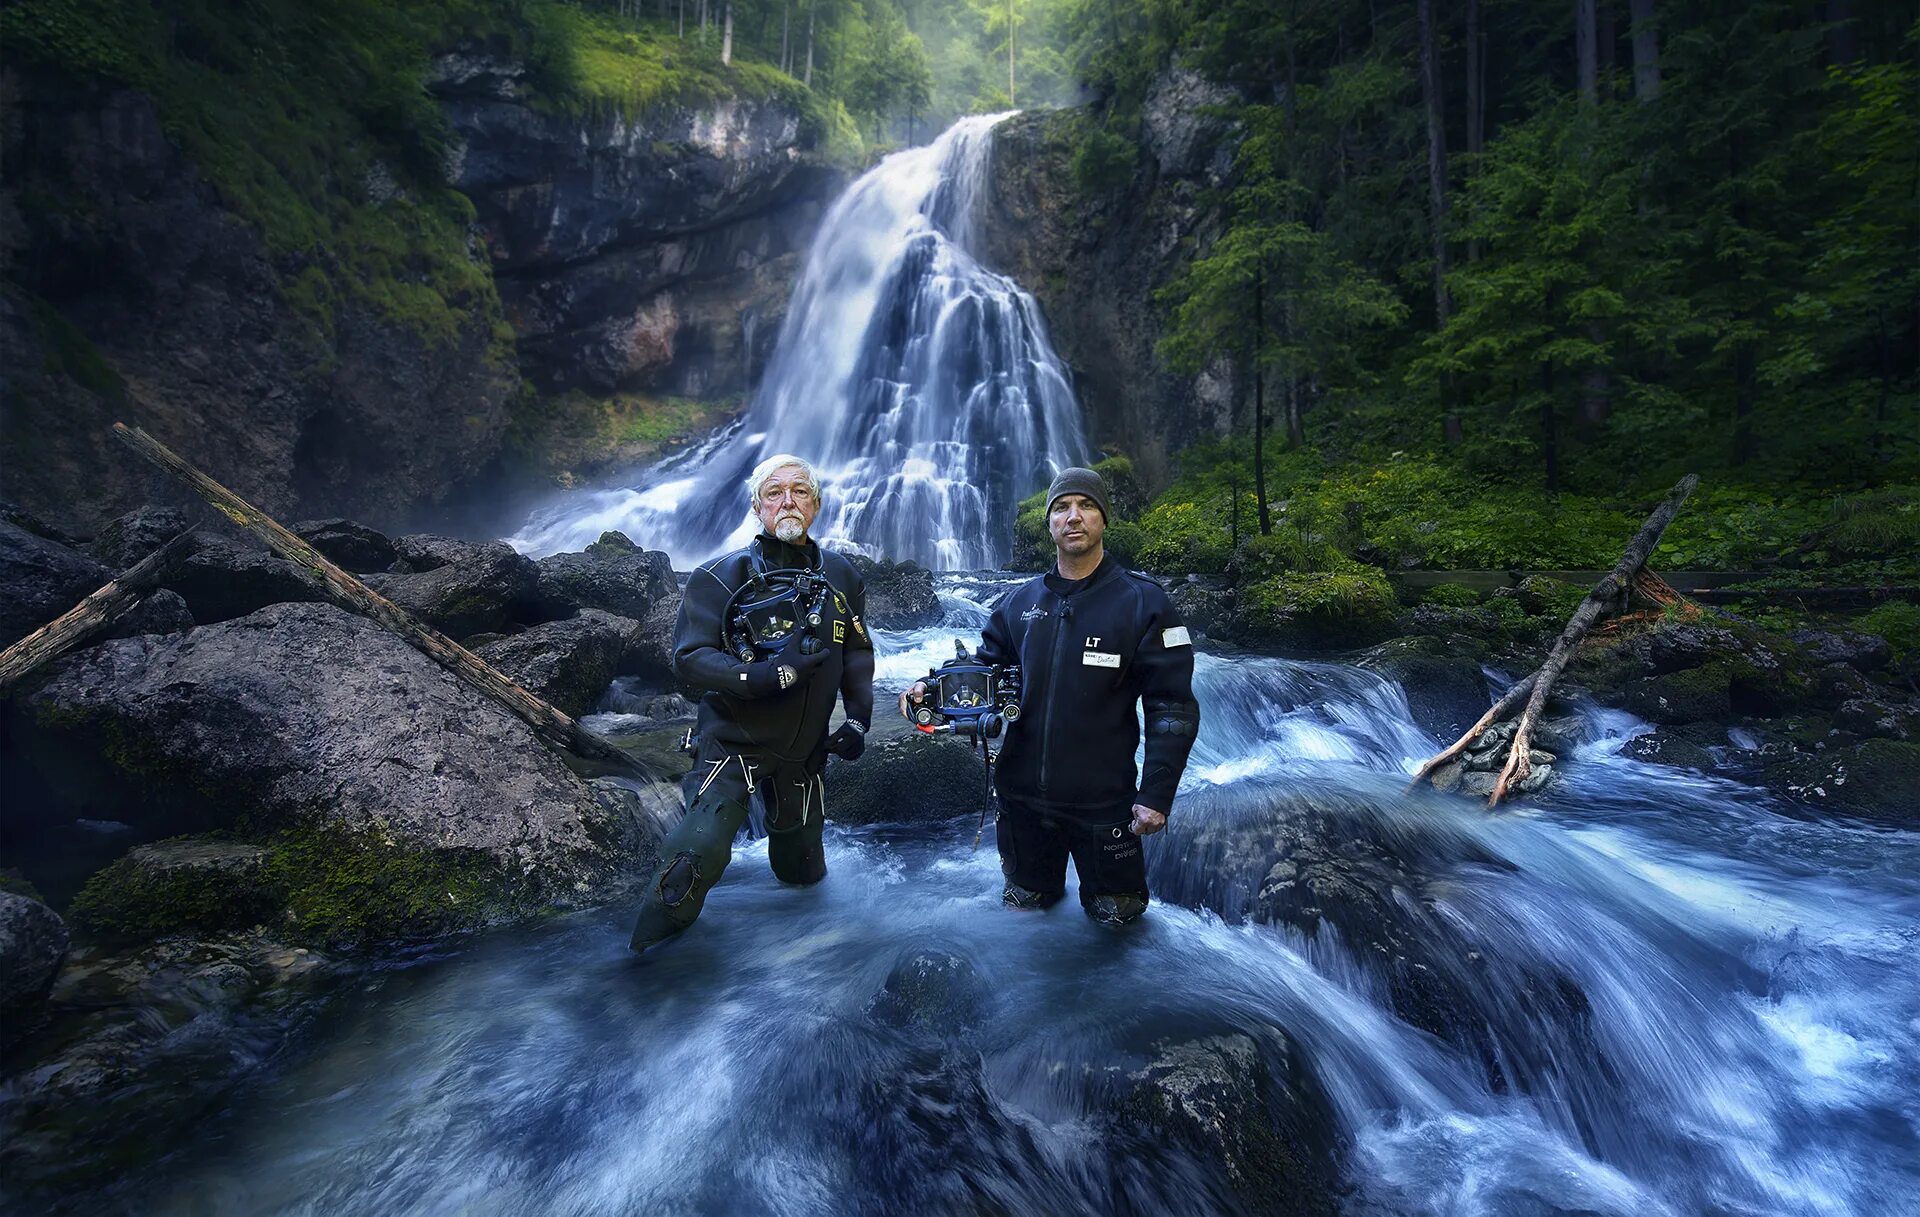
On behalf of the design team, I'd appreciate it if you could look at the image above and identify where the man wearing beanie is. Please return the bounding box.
[901,466,1201,924]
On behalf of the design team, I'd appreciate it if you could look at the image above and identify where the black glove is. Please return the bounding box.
[738,634,828,698]
[825,721,867,761]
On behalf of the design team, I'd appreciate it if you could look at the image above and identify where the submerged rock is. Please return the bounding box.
[1761,739,1920,823]
[11,602,664,942]
[868,946,986,1033]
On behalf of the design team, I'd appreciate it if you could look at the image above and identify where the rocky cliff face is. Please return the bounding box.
[431,54,842,403]
[981,70,1244,490]
[0,57,839,538]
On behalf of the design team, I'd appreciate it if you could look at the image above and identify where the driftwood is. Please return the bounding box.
[1410,473,1700,807]
[0,530,198,695]
[110,422,634,770]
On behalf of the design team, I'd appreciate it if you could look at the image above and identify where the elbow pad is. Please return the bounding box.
[1145,697,1199,739]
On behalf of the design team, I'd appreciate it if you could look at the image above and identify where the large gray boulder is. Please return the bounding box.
[85,504,198,570]
[365,540,538,639]
[0,891,70,1019]
[846,554,941,631]
[161,533,328,624]
[474,609,639,717]
[292,518,396,573]
[532,531,676,621]
[12,602,666,938]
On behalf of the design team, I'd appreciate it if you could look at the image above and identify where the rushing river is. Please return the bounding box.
[83,577,1920,1217]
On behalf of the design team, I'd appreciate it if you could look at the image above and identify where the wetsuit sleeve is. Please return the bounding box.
[975,596,1016,667]
[1133,592,1200,814]
[839,567,875,729]
[671,565,750,694]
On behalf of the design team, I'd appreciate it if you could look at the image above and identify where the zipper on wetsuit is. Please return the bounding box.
[1037,594,1073,798]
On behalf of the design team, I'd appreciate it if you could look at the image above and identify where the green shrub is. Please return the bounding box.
[1854,599,1920,663]
[1072,126,1136,194]
[1422,583,1482,607]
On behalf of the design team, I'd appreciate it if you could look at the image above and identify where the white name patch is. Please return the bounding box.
[1083,650,1121,669]
[1161,626,1192,648]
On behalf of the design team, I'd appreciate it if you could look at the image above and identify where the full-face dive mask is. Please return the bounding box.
[911,641,1021,740]
[722,567,835,662]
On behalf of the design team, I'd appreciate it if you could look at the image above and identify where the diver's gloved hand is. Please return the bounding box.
[737,635,828,698]
[825,721,867,761]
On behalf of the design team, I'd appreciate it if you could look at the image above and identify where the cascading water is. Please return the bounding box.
[60,576,1920,1217]
[509,114,1088,570]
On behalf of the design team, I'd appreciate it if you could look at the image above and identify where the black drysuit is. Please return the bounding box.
[975,556,1200,914]
[629,533,874,952]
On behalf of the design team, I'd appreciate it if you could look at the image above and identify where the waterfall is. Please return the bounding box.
[509,113,1089,570]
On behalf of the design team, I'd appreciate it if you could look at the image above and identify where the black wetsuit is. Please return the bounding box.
[975,555,1200,915]
[629,533,874,952]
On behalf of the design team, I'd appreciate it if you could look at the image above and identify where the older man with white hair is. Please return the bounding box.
[629,454,875,953]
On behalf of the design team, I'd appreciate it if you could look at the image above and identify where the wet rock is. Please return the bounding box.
[365,541,538,639]
[1623,622,1744,676]
[827,728,994,826]
[0,520,109,648]
[162,533,328,625]
[11,602,658,942]
[67,838,279,941]
[1140,65,1243,180]
[1832,698,1918,742]
[868,946,986,1032]
[1761,739,1920,823]
[390,533,504,572]
[1513,575,1586,618]
[618,591,683,681]
[1624,666,1733,725]
[1809,662,1879,711]
[1622,730,1716,772]
[0,891,69,1021]
[846,554,941,631]
[84,504,198,570]
[1791,628,1892,674]
[1358,636,1491,739]
[1169,579,1234,640]
[291,518,396,573]
[531,532,676,621]
[1110,1032,1339,1217]
[473,609,638,717]
[1531,714,1591,754]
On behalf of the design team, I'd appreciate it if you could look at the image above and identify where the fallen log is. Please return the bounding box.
[110,422,635,770]
[0,530,198,695]
[1409,473,1700,807]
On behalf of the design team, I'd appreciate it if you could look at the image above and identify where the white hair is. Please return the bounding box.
[746,454,821,509]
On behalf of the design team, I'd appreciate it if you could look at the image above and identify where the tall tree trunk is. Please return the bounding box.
[679,0,685,38]
[1598,0,1617,82]
[781,0,790,73]
[1467,0,1484,261]
[1732,346,1757,466]
[804,2,814,88]
[1630,0,1659,100]
[1418,0,1457,442]
[700,0,708,40]
[721,2,733,64]
[1825,0,1860,67]
[1253,269,1272,536]
[1541,359,1560,494]
[1576,0,1599,104]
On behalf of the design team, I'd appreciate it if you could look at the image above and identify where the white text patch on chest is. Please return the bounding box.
[1083,650,1120,668]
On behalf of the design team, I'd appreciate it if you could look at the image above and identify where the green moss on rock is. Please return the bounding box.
[69,837,282,941]
[263,822,530,947]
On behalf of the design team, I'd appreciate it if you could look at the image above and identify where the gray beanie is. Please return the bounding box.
[1045,467,1111,521]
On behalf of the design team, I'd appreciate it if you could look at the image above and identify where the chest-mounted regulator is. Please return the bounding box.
[722,567,835,662]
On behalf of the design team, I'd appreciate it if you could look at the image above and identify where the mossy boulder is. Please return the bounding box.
[1761,740,1920,824]
[68,838,279,942]
[826,724,994,826]
[1357,635,1492,740]
[845,554,941,630]
[1230,569,1398,650]
[11,602,666,942]
[1624,666,1734,725]
[1621,729,1717,772]
[531,531,677,623]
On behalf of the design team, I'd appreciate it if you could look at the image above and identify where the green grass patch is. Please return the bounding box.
[1854,600,1920,664]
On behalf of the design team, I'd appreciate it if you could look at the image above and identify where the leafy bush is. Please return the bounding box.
[1422,583,1482,607]
[1854,600,1920,664]
[1072,125,1137,194]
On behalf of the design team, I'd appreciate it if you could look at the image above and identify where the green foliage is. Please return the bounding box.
[69,838,282,941]
[29,297,126,401]
[1072,124,1137,193]
[1235,567,1397,646]
[1422,583,1481,608]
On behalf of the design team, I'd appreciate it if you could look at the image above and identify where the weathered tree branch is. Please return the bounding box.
[0,530,198,695]
[1412,473,1700,806]
[110,422,635,770]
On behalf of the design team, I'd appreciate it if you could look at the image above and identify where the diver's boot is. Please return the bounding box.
[1001,881,1062,910]
[1084,893,1147,926]
[628,793,749,953]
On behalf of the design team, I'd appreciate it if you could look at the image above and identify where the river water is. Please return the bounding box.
[97,578,1920,1217]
